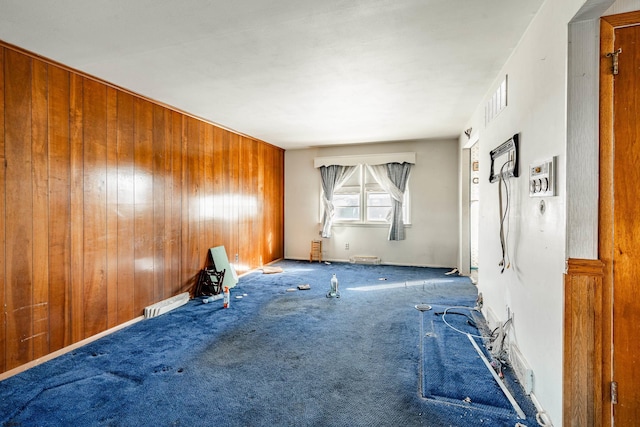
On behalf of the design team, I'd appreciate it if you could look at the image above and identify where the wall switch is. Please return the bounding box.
[529,157,556,197]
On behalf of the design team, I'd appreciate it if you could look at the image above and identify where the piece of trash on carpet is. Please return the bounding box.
[286,288,297,292]
[445,268,459,276]
[298,284,311,290]
[378,277,387,281]
[262,266,284,274]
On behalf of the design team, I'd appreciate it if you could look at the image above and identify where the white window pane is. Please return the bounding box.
[334,193,359,207]
[367,192,391,207]
[336,206,360,220]
[367,206,391,221]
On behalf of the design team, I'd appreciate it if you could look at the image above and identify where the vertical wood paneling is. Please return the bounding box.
[47,65,71,351]
[161,108,173,299]
[197,122,207,267]
[159,108,173,298]
[220,132,231,261]
[262,146,274,263]
[180,116,189,291]
[0,43,285,375]
[276,149,285,257]
[185,117,201,288]
[69,73,84,343]
[564,259,604,427]
[202,124,214,257]
[82,78,108,338]
[5,50,33,369]
[133,99,154,314]
[31,59,50,358]
[239,137,254,268]
[255,140,265,266]
[105,87,118,329]
[152,105,166,302]
[229,133,240,271]
[241,137,251,268]
[0,46,5,372]
[116,92,135,322]
[170,112,183,295]
[212,127,224,252]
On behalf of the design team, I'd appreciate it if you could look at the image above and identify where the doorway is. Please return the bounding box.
[469,142,480,283]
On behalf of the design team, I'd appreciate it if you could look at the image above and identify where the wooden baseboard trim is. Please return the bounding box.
[0,316,144,383]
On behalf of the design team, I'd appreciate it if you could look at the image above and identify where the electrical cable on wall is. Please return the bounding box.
[498,160,512,273]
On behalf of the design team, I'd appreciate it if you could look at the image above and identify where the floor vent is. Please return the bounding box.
[144,292,190,319]
[349,256,381,265]
[509,342,534,395]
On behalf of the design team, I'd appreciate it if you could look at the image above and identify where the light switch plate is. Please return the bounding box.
[529,157,556,197]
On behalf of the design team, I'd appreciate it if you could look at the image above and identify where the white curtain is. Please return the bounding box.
[366,162,412,240]
[319,165,357,238]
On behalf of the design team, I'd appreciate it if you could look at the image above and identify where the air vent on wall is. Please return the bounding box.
[144,292,190,319]
[485,75,508,125]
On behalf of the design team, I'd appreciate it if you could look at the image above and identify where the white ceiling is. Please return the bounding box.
[0,0,544,149]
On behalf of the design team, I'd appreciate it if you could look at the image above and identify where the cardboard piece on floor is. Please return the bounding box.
[209,246,239,289]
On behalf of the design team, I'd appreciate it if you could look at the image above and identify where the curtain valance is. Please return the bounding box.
[314,152,416,168]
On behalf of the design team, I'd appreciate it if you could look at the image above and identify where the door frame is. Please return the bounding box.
[599,11,640,427]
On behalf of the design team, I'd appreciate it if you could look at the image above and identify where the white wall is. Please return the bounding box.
[458,0,592,424]
[285,139,459,267]
[606,0,640,14]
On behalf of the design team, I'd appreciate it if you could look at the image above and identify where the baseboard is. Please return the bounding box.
[0,316,144,382]
[284,256,454,269]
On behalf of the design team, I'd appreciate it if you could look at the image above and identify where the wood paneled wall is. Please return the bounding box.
[563,258,604,427]
[0,43,284,374]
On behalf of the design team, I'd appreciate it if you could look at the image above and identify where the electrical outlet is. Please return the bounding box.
[345,243,349,250]
[235,253,239,262]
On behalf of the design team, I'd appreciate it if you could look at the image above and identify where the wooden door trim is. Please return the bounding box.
[598,11,640,427]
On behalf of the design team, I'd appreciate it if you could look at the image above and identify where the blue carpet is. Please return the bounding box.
[421,305,512,413]
[0,260,537,426]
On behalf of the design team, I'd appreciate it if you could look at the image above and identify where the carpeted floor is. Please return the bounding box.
[0,260,537,426]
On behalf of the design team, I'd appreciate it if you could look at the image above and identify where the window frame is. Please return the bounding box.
[324,165,411,226]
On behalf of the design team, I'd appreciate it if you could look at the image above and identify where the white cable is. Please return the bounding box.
[498,160,512,273]
[503,166,512,269]
[440,306,489,339]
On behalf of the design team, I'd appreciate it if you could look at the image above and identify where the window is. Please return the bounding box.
[328,165,410,225]
[366,190,392,222]
[333,190,360,221]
